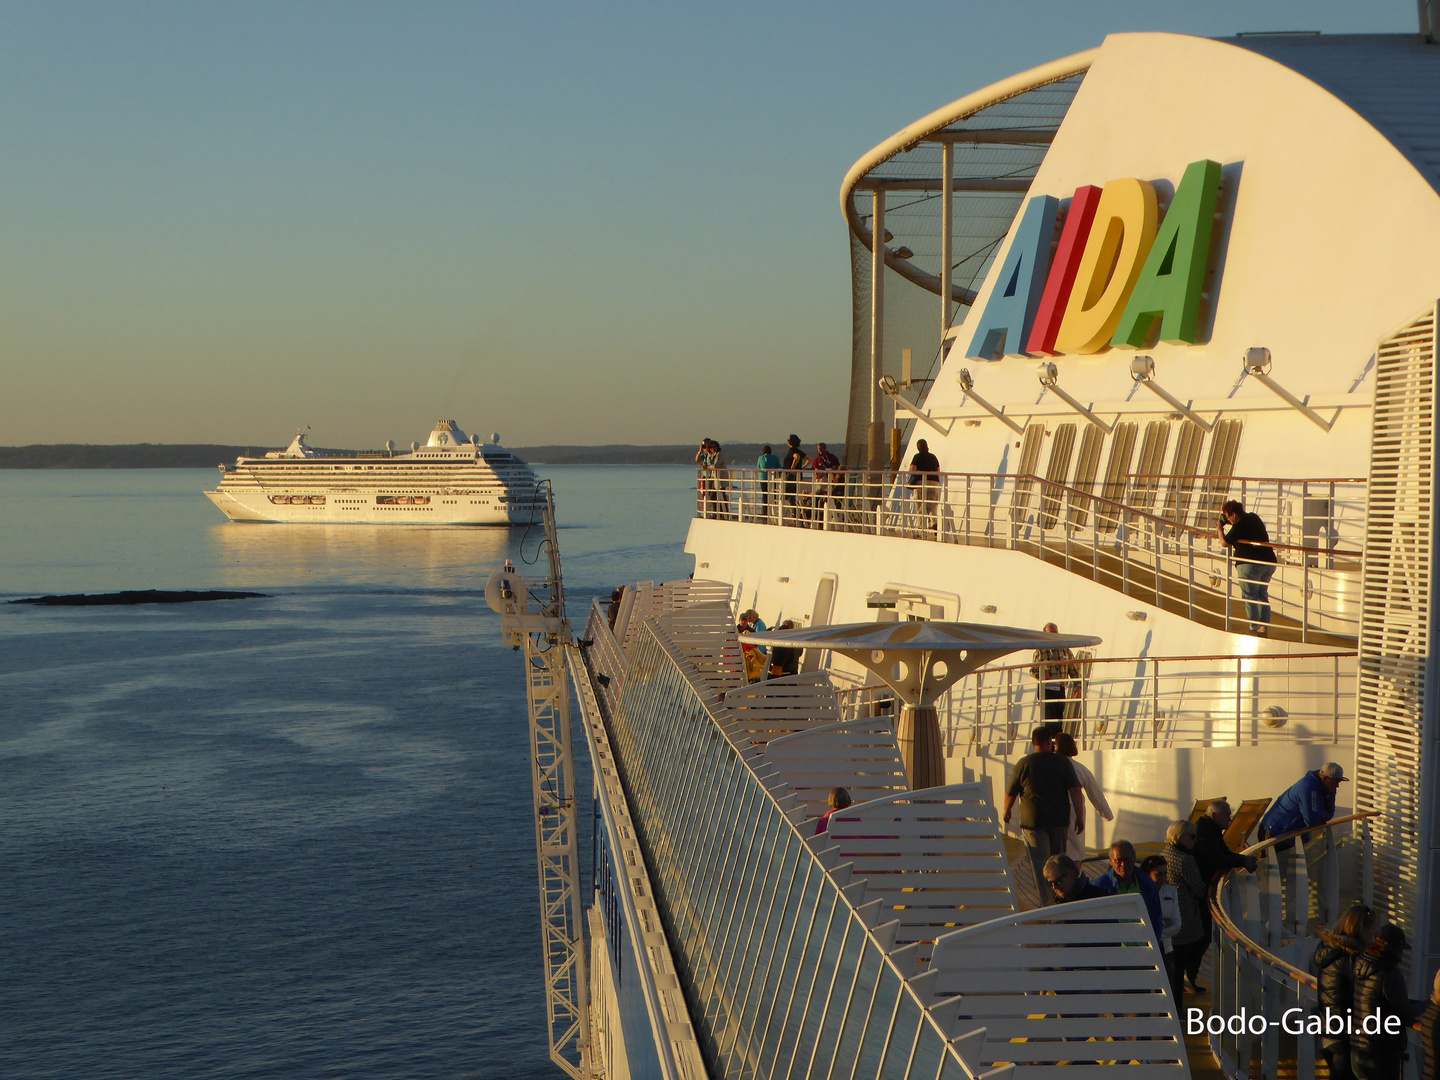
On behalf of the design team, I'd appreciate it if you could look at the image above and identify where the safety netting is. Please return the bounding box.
[843,72,1087,466]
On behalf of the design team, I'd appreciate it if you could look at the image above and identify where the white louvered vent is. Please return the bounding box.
[1357,302,1439,985]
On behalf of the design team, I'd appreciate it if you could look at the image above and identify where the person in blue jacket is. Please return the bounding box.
[1259,762,1348,845]
[1094,839,1165,939]
[755,444,782,521]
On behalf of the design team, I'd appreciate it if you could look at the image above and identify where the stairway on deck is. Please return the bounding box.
[872,515,1358,647]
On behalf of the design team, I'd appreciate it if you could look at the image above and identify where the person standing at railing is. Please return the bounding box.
[1030,624,1081,723]
[1053,731,1113,861]
[1351,924,1427,1080]
[1195,799,1258,881]
[1163,820,1210,994]
[1217,499,1279,635]
[1313,903,1379,1080]
[696,439,724,519]
[812,442,841,525]
[1002,726,1085,903]
[756,445,781,523]
[780,435,808,526]
[1258,762,1348,845]
[907,438,941,533]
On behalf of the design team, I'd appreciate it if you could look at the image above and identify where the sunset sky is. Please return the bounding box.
[0,1,1409,449]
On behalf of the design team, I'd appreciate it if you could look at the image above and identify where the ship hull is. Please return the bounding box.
[204,488,539,525]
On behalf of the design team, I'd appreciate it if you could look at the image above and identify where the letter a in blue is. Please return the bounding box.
[965,195,1058,360]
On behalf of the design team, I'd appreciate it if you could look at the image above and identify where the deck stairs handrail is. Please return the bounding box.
[698,468,1365,644]
[834,648,1357,754]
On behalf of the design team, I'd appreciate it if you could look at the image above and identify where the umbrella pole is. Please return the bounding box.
[896,703,944,790]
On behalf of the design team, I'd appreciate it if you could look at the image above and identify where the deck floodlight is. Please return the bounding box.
[954,368,1024,434]
[1241,347,1335,432]
[1128,355,1213,431]
[1244,347,1273,375]
[1034,362,1112,433]
[879,374,949,435]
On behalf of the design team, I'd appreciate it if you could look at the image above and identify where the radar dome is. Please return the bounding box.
[491,433,500,445]
[411,441,420,452]
[385,439,395,452]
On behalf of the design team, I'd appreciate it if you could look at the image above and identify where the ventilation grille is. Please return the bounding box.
[1356,303,1438,977]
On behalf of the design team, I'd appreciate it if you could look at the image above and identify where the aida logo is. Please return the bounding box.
[965,159,1225,359]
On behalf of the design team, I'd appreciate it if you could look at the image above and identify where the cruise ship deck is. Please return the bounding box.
[496,22,1440,1080]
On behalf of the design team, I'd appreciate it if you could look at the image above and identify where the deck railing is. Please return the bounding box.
[697,468,1365,642]
[834,650,1356,754]
[1207,812,1409,1079]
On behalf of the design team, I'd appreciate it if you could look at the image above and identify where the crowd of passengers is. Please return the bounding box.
[701,437,1281,633]
[695,435,941,526]
[996,724,1432,1079]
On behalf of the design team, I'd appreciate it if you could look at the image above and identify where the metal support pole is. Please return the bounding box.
[1225,552,1233,633]
[941,142,954,342]
[1236,657,1244,746]
[1303,559,1310,644]
[1333,654,1340,744]
[1151,660,1159,749]
[1187,532,1195,619]
[869,191,886,471]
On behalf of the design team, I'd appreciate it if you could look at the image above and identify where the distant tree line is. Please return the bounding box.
[0,441,844,468]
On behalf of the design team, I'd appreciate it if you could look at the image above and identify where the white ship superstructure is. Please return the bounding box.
[502,22,1440,1080]
[205,420,542,524]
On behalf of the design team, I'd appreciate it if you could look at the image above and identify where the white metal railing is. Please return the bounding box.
[697,468,1365,642]
[834,649,1356,754]
[1205,813,1420,1080]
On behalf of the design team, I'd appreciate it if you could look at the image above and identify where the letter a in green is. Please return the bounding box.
[1111,159,1222,348]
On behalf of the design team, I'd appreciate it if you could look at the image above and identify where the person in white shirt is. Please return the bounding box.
[1143,854,1183,1003]
[1054,731,1114,861]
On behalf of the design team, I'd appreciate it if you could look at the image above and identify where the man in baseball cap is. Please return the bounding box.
[1259,761,1349,843]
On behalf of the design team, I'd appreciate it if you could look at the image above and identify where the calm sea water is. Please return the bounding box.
[0,466,696,1080]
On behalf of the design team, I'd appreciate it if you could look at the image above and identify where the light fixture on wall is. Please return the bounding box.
[1242,347,1337,432]
[879,375,951,436]
[956,368,1024,434]
[1129,356,1214,431]
[1035,362,1113,433]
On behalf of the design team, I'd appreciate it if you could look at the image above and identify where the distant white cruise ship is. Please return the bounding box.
[205,420,543,525]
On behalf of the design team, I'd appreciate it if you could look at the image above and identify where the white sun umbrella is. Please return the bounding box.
[742,621,1101,789]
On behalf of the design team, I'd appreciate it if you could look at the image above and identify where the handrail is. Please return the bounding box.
[828,650,1356,694]
[1237,809,1377,860]
[570,629,701,1080]
[702,467,1363,560]
[1127,472,1367,484]
[1209,811,1379,986]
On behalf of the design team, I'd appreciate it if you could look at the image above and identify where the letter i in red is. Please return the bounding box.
[1026,185,1102,356]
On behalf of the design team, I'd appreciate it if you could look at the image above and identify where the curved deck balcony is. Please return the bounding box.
[696,468,1365,646]
[1207,812,1404,1079]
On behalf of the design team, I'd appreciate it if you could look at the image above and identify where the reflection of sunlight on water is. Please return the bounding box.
[210,524,528,590]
